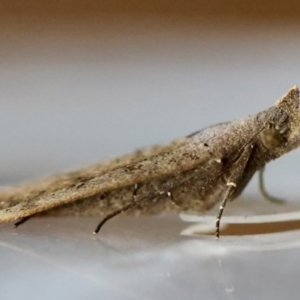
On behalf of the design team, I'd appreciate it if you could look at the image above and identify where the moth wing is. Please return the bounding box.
[0,122,236,222]
[0,135,188,205]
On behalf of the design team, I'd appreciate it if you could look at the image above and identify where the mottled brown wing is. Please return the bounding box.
[0,121,246,222]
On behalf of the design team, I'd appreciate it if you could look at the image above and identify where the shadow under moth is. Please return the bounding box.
[0,87,300,238]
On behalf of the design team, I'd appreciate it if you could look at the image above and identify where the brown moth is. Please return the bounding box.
[0,87,300,238]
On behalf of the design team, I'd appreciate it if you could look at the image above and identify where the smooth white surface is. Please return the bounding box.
[2,214,300,300]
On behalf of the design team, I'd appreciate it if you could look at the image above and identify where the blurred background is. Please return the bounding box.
[1,1,300,299]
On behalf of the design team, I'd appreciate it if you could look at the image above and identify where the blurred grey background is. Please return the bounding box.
[1,0,300,199]
[1,1,300,300]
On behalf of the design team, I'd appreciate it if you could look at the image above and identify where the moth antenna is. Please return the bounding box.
[14,216,32,228]
[215,182,236,239]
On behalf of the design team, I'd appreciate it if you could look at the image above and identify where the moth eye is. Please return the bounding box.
[260,127,288,150]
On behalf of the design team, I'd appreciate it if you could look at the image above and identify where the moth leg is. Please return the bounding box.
[215,145,254,239]
[93,200,139,234]
[133,183,138,200]
[259,167,285,204]
[14,216,32,228]
[167,191,178,206]
[93,183,141,234]
[215,183,236,239]
[93,184,173,234]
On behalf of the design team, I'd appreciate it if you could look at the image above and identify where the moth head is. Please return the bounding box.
[260,86,300,150]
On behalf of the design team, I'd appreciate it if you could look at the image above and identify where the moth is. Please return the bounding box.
[0,87,300,238]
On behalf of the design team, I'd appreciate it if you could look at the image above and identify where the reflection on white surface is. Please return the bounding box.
[181,224,300,252]
[181,199,300,252]
[1,215,300,299]
[180,199,300,223]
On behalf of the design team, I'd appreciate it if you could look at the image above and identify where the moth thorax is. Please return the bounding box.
[260,126,289,150]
